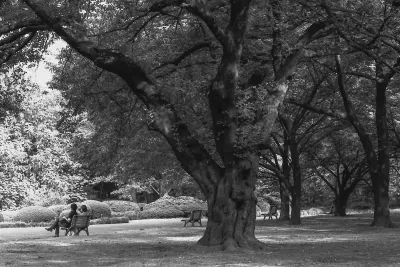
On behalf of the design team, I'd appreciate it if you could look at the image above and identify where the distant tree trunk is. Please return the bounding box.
[279,182,290,220]
[334,190,350,216]
[280,149,291,221]
[129,187,137,203]
[371,80,392,227]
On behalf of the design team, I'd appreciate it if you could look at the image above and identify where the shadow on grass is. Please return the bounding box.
[2,213,400,266]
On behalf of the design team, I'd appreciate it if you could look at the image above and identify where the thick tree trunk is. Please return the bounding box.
[290,143,301,225]
[279,181,290,220]
[371,173,392,227]
[334,190,350,216]
[371,80,392,227]
[198,156,262,250]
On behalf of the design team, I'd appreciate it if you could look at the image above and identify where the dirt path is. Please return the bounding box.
[1,215,400,266]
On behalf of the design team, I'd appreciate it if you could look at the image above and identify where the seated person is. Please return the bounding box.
[67,204,90,236]
[45,203,78,237]
[78,205,89,216]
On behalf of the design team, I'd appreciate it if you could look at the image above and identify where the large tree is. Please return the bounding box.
[2,0,330,249]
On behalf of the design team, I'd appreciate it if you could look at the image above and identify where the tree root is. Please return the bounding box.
[371,219,397,228]
[194,237,269,252]
[247,237,270,250]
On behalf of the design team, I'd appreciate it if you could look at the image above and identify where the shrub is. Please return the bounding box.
[82,200,111,219]
[137,203,146,210]
[111,211,138,220]
[103,200,140,213]
[2,210,18,222]
[256,206,261,217]
[350,202,371,210]
[90,217,111,224]
[141,195,207,219]
[257,197,270,212]
[90,216,129,225]
[0,222,27,228]
[48,205,69,216]
[0,212,3,222]
[140,206,184,219]
[14,206,57,223]
[110,216,129,224]
[0,222,17,228]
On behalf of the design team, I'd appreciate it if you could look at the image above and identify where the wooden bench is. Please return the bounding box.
[181,210,203,227]
[261,205,279,220]
[60,215,90,236]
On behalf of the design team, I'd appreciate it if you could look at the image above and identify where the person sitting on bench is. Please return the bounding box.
[66,204,89,236]
[45,203,78,237]
[78,205,89,216]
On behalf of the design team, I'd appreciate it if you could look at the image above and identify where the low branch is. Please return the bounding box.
[0,32,36,65]
[285,99,348,120]
[152,41,212,72]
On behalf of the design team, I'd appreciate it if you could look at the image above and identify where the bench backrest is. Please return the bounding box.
[71,215,90,228]
[190,210,203,220]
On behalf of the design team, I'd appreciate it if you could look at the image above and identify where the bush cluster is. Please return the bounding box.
[90,216,129,225]
[0,222,27,228]
[256,197,271,213]
[14,206,56,223]
[140,206,184,219]
[111,211,138,220]
[47,205,69,216]
[104,200,140,213]
[140,195,207,219]
[82,200,111,219]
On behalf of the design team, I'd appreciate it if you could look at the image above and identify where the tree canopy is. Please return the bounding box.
[1,0,400,250]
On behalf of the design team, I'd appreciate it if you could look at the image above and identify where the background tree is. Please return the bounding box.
[309,129,369,216]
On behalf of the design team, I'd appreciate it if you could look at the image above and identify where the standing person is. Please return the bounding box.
[45,203,78,237]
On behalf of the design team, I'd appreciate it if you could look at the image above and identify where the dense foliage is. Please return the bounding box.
[1,0,400,250]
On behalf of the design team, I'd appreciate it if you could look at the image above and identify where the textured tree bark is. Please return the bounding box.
[289,139,301,224]
[279,181,290,221]
[334,190,350,216]
[198,156,263,250]
[371,80,392,227]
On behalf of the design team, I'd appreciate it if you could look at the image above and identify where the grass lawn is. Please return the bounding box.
[1,212,400,266]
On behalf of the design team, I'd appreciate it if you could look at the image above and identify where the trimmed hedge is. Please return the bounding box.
[82,200,111,219]
[103,200,140,213]
[139,195,207,219]
[140,206,184,219]
[90,216,129,225]
[14,206,57,223]
[111,211,138,220]
[0,222,28,228]
[47,205,69,216]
